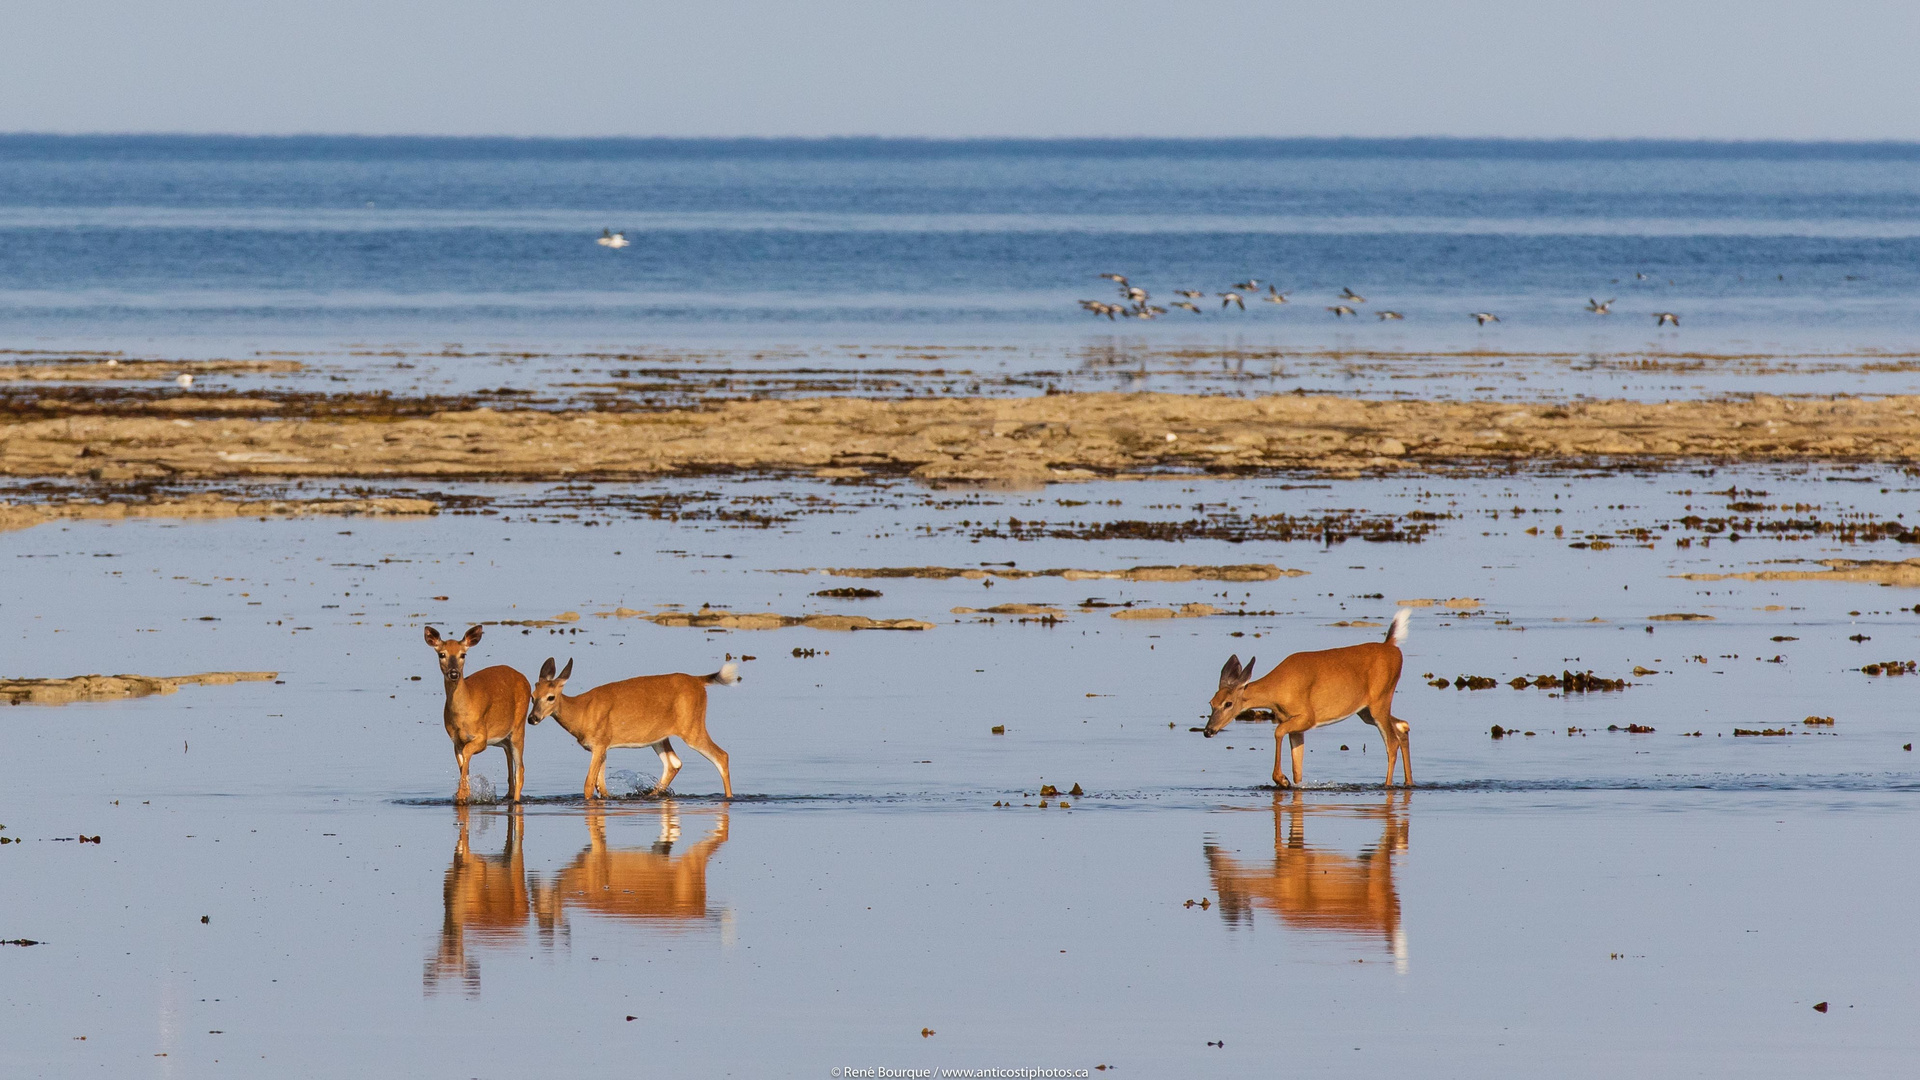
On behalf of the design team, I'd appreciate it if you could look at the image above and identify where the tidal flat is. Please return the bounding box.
[2,461,1918,1076]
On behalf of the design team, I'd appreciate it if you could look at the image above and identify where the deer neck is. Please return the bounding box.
[442,667,470,716]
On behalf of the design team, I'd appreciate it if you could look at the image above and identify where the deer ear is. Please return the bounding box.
[1240,657,1256,686]
[539,657,556,681]
[1219,654,1242,690]
[558,658,574,681]
[424,626,442,646]
[462,624,484,646]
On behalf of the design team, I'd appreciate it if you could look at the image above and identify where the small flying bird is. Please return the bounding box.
[1263,286,1289,304]
[1376,310,1403,320]
[1327,305,1356,317]
[174,373,194,389]
[1634,272,1649,280]
[1174,290,1204,300]
[1219,292,1245,310]
[1653,311,1680,326]
[1587,298,1614,314]
[596,229,629,248]
[1171,301,1201,313]
[1100,273,1130,286]
[1079,300,1117,320]
[1233,279,1260,291]
[1124,286,1149,303]
[1340,287,1367,302]
[1472,312,1500,326]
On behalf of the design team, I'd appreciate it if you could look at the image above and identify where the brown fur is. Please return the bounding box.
[1206,633,1412,787]
[531,658,736,799]
[1205,794,1407,952]
[425,624,532,803]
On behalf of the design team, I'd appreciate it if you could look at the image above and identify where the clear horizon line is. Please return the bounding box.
[4,131,1920,146]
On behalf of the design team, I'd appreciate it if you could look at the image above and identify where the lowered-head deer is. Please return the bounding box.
[425,624,533,803]
[530,657,740,800]
[1205,608,1414,787]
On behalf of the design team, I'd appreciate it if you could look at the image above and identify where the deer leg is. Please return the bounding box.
[1395,721,1413,788]
[1289,731,1307,786]
[584,746,607,802]
[651,739,684,796]
[503,739,522,803]
[680,730,732,799]
[454,737,486,803]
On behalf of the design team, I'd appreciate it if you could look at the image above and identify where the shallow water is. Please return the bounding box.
[3,467,1917,1075]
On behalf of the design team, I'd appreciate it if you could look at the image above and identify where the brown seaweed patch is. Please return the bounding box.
[805,563,1302,582]
[1675,559,1920,586]
[2,671,278,706]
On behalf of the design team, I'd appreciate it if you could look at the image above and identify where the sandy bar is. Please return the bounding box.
[3,392,1918,484]
[2,671,278,706]
[0,496,436,533]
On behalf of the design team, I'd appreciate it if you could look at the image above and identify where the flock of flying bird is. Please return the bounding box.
[1079,274,1681,326]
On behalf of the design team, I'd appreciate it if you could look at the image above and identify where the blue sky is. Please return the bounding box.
[4,1,1917,139]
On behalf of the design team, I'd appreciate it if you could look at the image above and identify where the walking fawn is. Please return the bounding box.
[424,625,532,803]
[1204,609,1414,787]
[529,657,740,799]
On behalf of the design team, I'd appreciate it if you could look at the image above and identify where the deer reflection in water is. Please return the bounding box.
[534,805,730,933]
[1203,792,1410,971]
[426,805,531,996]
[425,803,730,996]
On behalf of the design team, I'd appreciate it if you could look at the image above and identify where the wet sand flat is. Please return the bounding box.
[3,451,1917,1076]
[5,392,1920,484]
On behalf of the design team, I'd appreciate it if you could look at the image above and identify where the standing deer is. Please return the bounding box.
[530,657,740,799]
[1204,608,1414,787]
[424,624,533,803]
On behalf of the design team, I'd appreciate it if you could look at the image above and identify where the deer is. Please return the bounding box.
[529,657,740,800]
[1205,792,1409,967]
[425,805,529,995]
[1204,608,1413,788]
[424,624,533,803]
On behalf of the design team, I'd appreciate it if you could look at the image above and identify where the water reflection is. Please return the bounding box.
[535,807,731,931]
[426,806,530,995]
[1204,793,1409,970]
[424,803,730,996]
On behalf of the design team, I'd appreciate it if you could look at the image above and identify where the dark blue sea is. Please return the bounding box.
[2,135,1918,364]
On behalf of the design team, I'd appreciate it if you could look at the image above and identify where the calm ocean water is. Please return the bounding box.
[2,135,1918,359]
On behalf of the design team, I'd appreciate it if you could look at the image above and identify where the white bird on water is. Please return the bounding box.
[175,373,194,390]
[597,229,630,249]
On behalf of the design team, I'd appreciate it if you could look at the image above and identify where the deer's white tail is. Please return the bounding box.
[706,662,740,686]
[1387,608,1412,646]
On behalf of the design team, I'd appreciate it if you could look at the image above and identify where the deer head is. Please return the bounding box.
[1205,654,1255,737]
